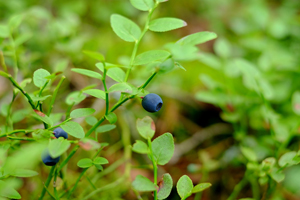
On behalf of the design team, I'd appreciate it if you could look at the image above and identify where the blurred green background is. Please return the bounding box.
[0,0,300,199]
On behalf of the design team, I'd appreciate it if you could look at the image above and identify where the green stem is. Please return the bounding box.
[57,145,79,172]
[249,176,260,200]
[227,175,248,200]
[39,165,56,200]
[0,129,34,138]
[7,136,35,141]
[48,118,72,130]
[5,92,16,132]
[148,138,157,200]
[6,75,35,109]
[47,76,65,116]
[124,2,159,82]
[36,80,49,109]
[53,168,59,199]
[0,51,8,72]
[102,62,109,115]
[67,168,88,199]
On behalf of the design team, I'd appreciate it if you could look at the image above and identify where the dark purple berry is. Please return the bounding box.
[42,150,60,166]
[53,127,68,139]
[142,93,163,113]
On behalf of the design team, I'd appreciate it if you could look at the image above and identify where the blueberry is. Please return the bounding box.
[42,151,60,166]
[142,93,163,113]
[53,127,68,139]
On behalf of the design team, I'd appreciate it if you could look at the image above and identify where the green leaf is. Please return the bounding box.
[0,180,21,199]
[152,133,174,165]
[213,38,231,58]
[278,151,299,167]
[270,168,285,183]
[93,157,109,165]
[130,0,154,11]
[95,164,103,171]
[30,95,52,102]
[175,62,186,71]
[132,140,149,154]
[32,110,53,126]
[136,116,155,139]
[9,14,23,31]
[96,63,126,82]
[240,146,257,162]
[108,82,132,93]
[77,158,93,168]
[32,129,53,140]
[71,68,102,79]
[66,91,86,105]
[48,137,71,158]
[133,50,171,65]
[177,31,217,46]
[106,112,117,124]
[33,69,50,88]
[110,14,141,42]
[149,17,187,32]
[83,89,105,100]
[157,173,173,199]
[192,183,212,193]
[10,169,38,177]
[85,116,98,126]
[132,175,157,192]
[61,121,85,139]
[83,50,105,62]
[70,108,95,118]
[177,175,193,199]
[96,124,116,133]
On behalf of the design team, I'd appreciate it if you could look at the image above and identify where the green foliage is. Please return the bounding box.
[48,137,71,158]
[136,116,155,139]
[151,133,174,165]
[61,121,85,139]
[132,175,157,192]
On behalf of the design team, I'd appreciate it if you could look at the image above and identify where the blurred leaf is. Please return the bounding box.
[9,14,23,31]
[0,180,21,199]
[77,158,93,168]
[132,175,156,192]
[130,0,154,11]
[132,140,149,154]
[270,168,285,183]
[33,69,50,88]
[96,124,116,133]
[31,95,52,102]
[85,116,98,126]
[10,169,38,178]
[83,89,105,100]
[110,14,141,42]
[134,50,170,65]
[108,82,132,93]
[177,175,193,199]
[157,173,173,199]
[61,121,85,139]
[79,138,101,151]
[106,113,117,124]
[83,50,105,62]
[240,146,257,162]
[48,137,71,158]
[177,31,217,46]
[214,38,231,58]
[0,25,9,38]
[152,133,174,165]
[192,183,212,193]
[93,157,109,165]
[278,151,299,168]
[70,108,95,118]
[292,91,300,115]
[71,68,102,79]
[149,17,187,32]
[66,91,86,105]
[136,116,155,139]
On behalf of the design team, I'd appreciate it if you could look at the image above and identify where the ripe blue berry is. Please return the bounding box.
[142,93,163,113]
[42,151,60,166]
[53,127,68,139]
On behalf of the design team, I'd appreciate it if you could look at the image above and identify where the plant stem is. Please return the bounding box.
[148,138,157,200]
[102,62,109,115]
[5,92,16,132]
[39,165,56,200]
[47,76,65,116]
[7,136,35,141]
[57,145,79,172]
[0,129,34,138]
[6,75,36,109]
[227,175,248,200]
[124,2,159,82]
[53,168,59,199]
[48,118,72,130]
[0,51,8,72]
[67,168,88,199]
